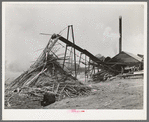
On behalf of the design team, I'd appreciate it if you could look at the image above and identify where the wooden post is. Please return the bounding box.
[71,25,77,79]
[63,26,70,68]
[88,58,90,71]
[85,55,86,82]
[76,52,82,77]
[90,66,94,77]
[93,65,95,74]
[63,45,68,68]
[55,83,60,94]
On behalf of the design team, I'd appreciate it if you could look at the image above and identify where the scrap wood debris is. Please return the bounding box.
[5,34,92,108]
[92,70,114,82]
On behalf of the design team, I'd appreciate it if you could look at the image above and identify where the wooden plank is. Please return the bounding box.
[55,83,60,94]
[118,73,143,78]
[24,68,47,87]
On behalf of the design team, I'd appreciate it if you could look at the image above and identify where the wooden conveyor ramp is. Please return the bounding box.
[52,34,119,74]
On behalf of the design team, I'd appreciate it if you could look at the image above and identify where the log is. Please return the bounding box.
[58,84,67,101]
[55,83,60,94]
[24,68,47,87]
[64,90,70,97]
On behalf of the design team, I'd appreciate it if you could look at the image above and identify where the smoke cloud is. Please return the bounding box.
[102,27,119,56]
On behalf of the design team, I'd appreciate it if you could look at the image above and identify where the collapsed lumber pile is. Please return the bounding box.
[117,73,143,79]
[5,83,91,109]
[5,34,91,108]
[92,70,113,82]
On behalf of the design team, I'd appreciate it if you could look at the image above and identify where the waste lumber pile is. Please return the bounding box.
[117,73,143,79]
[5,34,91,108]
[92,70,114,82]
[92,69,143,82]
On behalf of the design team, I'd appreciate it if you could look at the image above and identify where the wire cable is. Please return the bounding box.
[59,26,68,35]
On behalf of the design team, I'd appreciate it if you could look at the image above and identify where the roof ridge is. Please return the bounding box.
[123,51,142,62]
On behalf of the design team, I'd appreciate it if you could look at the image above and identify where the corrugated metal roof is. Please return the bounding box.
[124,51,142,62]
[109,51,143,63]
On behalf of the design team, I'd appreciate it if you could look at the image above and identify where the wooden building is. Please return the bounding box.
[106,51,143,73]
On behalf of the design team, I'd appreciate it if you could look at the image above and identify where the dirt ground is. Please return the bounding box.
[44,77,143,109]
[5,75,143,109]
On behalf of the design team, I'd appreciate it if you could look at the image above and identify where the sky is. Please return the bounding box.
[3,2,146,72]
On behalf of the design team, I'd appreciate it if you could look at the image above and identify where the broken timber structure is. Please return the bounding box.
[5,25,123,108]
[52,34,121,77]
[5,23,143,108]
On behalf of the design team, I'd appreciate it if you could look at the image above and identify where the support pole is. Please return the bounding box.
[88,58,90,70]
[67,26,70,40]
[69,47,73,70]
[63,26,70,68]
[93,65,95,74]
[88,58,90,77]
[76,52,82,77]
[63,45,68,68]
[98,67,99,72]
[71,25,77,78]
[90,66,94,77]
[85,55,86,82]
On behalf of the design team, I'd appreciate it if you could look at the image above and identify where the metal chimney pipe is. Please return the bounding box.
[119,16,122,53]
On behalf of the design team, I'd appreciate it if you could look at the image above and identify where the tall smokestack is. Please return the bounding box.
[119,16,122,53]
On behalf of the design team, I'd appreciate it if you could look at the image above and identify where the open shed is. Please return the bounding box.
[106,51,143,73]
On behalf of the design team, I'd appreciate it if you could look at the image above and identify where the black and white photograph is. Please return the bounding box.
[2,2,147,120]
